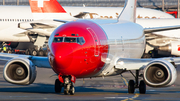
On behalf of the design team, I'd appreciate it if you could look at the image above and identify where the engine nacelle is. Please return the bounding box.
[171,41,180,56]
[3,57,36,85]
[143,59,177,87]
[158,41,180,56]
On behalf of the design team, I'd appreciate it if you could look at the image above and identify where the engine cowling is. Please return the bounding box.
[158,41,180,56]
[3,57,36,85]
[143,59,177,87]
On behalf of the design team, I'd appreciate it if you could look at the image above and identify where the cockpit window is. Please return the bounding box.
[53,37,63,42]
[77,37,85,45]
[52,37,85,45]
[64,37,76,42]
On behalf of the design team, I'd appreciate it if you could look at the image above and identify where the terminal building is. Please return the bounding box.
[0,0,178,10]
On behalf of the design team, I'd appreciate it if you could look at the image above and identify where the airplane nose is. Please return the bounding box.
[53,44,74,70]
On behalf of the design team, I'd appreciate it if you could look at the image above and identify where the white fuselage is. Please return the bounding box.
[0,6,175,42]
[94,19,145,58]
[64,7,174,19]
[92,19,145,76]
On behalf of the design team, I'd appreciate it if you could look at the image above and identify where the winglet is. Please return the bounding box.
[29,0,66,13]
[118,0,136,22]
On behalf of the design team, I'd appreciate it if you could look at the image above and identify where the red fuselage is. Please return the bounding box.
[48,20,108,78]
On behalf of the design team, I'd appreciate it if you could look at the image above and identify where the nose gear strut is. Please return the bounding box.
[55,75,76,95]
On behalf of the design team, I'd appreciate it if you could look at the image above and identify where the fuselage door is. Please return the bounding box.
[87,28,99,57]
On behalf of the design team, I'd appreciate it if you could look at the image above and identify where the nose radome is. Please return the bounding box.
[54,44,74,69]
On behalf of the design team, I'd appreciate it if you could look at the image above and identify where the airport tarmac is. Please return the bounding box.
[0,60,180,100]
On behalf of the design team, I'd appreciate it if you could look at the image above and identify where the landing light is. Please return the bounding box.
[106,58,111,61]
[117,61,124,65]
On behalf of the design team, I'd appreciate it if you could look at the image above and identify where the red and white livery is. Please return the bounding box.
[1,0,180,95]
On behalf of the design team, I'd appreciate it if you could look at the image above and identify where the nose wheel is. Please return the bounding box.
[64,83,75,95]
[55,79,62,93]
[69,85,75,95]
[54,76,75,95]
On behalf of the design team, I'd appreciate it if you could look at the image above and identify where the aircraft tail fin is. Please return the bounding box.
[29,0,75,20]
[118,0,136,23]
[29,0,66,13]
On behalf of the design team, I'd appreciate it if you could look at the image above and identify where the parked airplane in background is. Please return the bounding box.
[137,19,180,58]
[0,0,174,56]
[25,0,180,58]
[1,0,180,95]
[64,6,174,19]
[0,1,75,55]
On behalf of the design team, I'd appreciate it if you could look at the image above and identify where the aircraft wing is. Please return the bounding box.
[18,20,66,36]
[1,52,178,72]
[115,57,179,70]
[115,58,152,70]
[30,23,56,29]
[0,53,51,68]
[144,25,180,33]
[73,12,90,18]
[30,19,70,28]
[53,19,69,23]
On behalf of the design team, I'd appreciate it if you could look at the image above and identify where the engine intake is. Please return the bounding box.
[143,59,177,87]
[3,57,36,85]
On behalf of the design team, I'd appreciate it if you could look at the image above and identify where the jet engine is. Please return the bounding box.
[3,57,36,85]
[158,41,180,56]
[143,59,177,87]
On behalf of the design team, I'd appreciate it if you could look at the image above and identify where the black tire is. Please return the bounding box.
[30,49,38,56]
[69,85,75,95]
[64,84,69,95]
[55,79,62,93]
[38,50,44,56]
[43,50,48,56]
[139,80,146,94]
[25,49,30,55]
[64,84,70,95]
[7,49,12,53]
[128,80,135,94]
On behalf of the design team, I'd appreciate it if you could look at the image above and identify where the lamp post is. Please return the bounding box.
[17,0,19,5]
[3,0,5,5]
[178,0,180,18]
[162,0,164,11]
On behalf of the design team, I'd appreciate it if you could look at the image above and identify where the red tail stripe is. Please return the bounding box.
[29,0,66,13]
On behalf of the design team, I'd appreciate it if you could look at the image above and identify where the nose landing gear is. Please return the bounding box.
[55,75,76,95]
